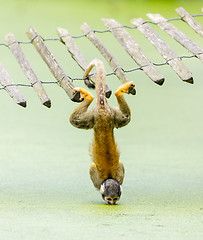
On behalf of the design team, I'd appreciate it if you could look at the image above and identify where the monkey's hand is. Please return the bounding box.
[73,87,94,102]
[115,81,135,97]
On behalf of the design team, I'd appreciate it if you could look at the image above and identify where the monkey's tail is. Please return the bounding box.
[84,59,106,107]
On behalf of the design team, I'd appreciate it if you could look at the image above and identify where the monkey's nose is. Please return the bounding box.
[107,201,115,205]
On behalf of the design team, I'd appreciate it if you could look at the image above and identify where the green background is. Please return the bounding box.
[0,0,202,239]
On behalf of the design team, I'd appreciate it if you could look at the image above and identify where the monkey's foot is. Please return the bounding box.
[115,81,135,96]
[73,87,94,102]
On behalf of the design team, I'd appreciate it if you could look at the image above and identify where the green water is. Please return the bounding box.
[0,0,203,239]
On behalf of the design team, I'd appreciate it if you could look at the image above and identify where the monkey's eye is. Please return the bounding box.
[106,197,112,201]
[113,197,119,202]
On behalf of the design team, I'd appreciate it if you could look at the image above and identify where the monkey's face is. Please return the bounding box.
[100,179,122,205]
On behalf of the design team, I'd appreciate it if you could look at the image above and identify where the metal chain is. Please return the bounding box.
[0,53,200,91]
[0,14,202,90]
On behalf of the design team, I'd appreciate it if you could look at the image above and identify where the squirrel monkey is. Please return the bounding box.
[70,59,135,205]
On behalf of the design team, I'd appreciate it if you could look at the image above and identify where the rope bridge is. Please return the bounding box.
[0,7,202,108]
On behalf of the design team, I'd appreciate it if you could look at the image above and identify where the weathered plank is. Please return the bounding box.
[0,62,26,107]
[176,7,203,37]
[56,27,95,88]
[26,27,80,102]
[101,18,165,85]
[131,18,193,83]
[147,14,203,62]
[5,33,51,108]
[56,27,112,98]
[81,22,136,95]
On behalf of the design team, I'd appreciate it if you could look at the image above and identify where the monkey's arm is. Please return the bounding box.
[69,87,94,129]
[113,81,135,128]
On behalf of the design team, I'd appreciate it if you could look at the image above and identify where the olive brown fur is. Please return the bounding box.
[69,59,134,205]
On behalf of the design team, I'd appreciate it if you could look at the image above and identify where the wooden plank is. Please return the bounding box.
[176,7,203,37]
[5,33,51,108]
[0,62,26,107]
[147,13,203,62]
[101,18,165,85]
[56,27,112,98]
[81,22,135,95]
[26,27,80,102]
[131,18,193,83]
[57,27,95,88]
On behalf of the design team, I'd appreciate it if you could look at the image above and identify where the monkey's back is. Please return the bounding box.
[90,106,120,180]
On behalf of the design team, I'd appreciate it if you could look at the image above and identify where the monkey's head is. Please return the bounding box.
[100,178,122,205]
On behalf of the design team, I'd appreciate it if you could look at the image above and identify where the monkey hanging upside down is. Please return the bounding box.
[70,59,135,205]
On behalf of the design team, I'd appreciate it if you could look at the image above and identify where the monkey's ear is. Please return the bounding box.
[100,183,105,194]
[120,185,123,193]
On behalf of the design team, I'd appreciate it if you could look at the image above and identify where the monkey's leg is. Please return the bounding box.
[113,81,135,128]
[113,162,125,185]
[69,87,94,129]
[89,163,103,190]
